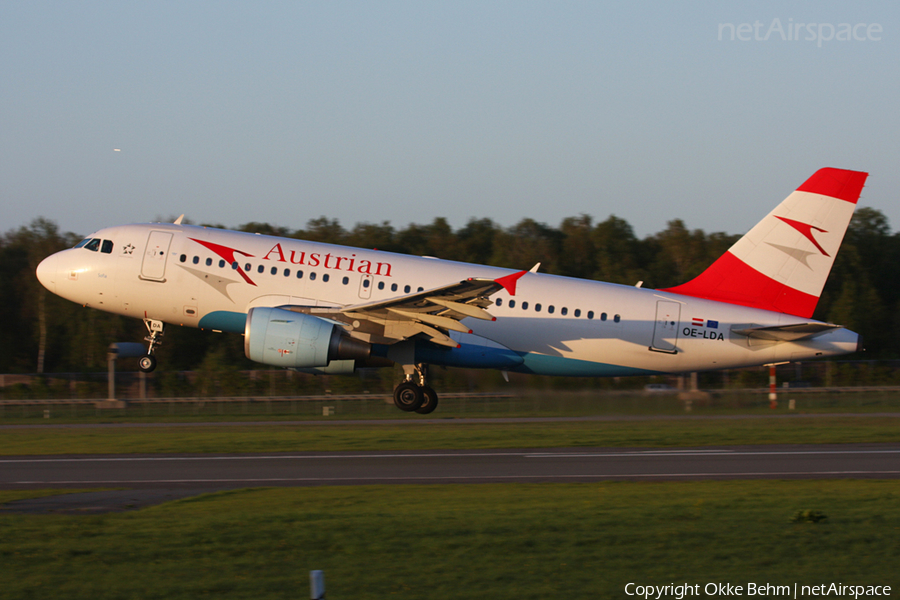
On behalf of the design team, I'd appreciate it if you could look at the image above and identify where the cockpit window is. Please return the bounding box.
[76,238,113,253]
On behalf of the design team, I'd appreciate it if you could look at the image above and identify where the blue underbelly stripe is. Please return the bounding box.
[510,352,660,377]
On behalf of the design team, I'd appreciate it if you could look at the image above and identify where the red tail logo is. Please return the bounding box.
[775,217,830,257]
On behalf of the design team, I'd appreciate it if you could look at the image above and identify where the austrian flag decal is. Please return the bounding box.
[692,318,719,329]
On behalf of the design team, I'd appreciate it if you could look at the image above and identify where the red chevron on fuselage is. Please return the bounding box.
[189,238,257,286]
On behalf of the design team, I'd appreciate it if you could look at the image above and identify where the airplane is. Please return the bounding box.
[36,167,867,414]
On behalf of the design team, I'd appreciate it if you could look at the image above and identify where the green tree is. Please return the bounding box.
[591,215,644,285]
[299,217,346,244]
[455,218,498,265]
[490,218,562,272]
[346,221,398,253]
[0,219,82,372]
[558,215,595,279]
[238,222,292,238]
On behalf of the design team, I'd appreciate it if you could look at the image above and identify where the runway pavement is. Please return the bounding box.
[2,443,899,511]
[5,444,900,491]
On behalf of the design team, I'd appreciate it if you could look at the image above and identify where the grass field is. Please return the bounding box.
[2,481,899,599]
[2,415,900,456]
[3,390,900,424]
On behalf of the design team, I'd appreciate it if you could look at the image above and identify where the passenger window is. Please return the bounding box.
[270,266,277,275]
[548,305,554,314]
[574,309,581,317]
[84,239,101,252]
[535,303,542,312]
[193,256,199,264]
[244,263,251,271]
[206,258,213,266]
[588,311,595,320]
[601,312,607,321]
[404,285,411,293]
[417,287,424,292]
[257,265,264,274]
[219,260,225,268]
[363,279,370,288]
[179,254,187,263]
[323,274,330,282]
[284,269,290,277]
[391,283,398,292]
[496,298,503,306]
[296,270,304,279]
[509,300,516,308]
[310,272,317,281]
[378,282,385,290]
[522,301,529,310]
[101,240,114,254]
[614,314,621,323]
[342,276,349,285]
[231,262,238,270]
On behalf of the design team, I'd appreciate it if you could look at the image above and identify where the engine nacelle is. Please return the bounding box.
[244,307,370,368]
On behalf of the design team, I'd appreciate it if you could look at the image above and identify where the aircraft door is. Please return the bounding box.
[358,274,373,299]
[651,300,680,353]
[141,231,173,282]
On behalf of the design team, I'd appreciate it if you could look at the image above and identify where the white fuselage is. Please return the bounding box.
[36,223,860,376]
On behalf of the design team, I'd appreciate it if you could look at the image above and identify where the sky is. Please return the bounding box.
[2,1,898,241]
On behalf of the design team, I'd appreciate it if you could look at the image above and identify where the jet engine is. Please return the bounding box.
[244,307,370,368]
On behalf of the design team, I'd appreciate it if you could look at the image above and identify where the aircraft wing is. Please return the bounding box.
[280,270,528,347]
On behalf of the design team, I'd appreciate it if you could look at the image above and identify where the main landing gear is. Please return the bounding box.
[138,318,165,373]
[393,363,438,415]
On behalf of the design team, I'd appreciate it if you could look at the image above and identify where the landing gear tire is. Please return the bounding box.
[415,386,439,415]
[393,382,424,412]
[138,355,157,373]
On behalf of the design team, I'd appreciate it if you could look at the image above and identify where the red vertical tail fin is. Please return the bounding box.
[662,168,868,318]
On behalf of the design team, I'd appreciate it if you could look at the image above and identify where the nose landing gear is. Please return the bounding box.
[139,319,165,373]
[392,363,439,414]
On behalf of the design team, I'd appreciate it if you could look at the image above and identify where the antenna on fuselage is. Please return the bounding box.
[173,214,185,225]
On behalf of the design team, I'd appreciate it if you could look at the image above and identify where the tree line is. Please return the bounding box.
[2,208,899,375]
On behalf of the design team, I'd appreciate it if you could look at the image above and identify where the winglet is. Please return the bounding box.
[494,270,528,296]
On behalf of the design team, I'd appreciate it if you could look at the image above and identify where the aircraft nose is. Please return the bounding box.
[36,254,59,294]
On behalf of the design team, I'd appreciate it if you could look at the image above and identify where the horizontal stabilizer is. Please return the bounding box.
[731,322,843,342]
